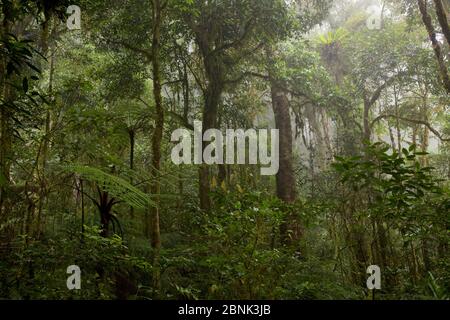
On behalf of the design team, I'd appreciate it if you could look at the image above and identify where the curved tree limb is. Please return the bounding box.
[106,39,153,62]
[371,114,450,142]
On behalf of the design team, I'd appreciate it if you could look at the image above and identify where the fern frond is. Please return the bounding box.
[63,165,155,209]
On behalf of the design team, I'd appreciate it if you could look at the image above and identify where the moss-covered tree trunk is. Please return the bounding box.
[196,33,224,212]
[149,0,164,293]
[266,46,299,245]
[418,0,450,93]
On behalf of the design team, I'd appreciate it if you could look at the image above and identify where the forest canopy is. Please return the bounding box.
[0,0,449,300]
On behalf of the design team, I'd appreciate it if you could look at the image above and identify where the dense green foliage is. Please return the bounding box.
[0,0,448,300]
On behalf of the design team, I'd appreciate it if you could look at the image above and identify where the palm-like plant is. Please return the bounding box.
[63,165,155,237]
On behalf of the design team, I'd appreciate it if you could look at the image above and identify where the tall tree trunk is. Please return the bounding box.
[196,39,224,211]
[0,2,13,219]
[420,95,432,273]
[149,0,164,293]
[36,14,55,237]
[270,83,296,203]
[265,44,299,244]
[320,109,333,161]
[267,48,299,244]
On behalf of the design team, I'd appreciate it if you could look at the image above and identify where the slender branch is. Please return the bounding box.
[107,39,153,61]
[210,17,255,55]
[371,114,450,141]
[186,61,206,94]
[368,72,406,107]
[162,79,183,86]
[225,71,269,85]
[227,71,316,103]
[166,110,194,130]
[138,97,152,108]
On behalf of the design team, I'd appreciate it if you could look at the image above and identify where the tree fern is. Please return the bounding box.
[62,165,155,209]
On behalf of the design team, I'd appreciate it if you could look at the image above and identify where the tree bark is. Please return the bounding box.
[149,0,164,293]
[196,35,224,211]
[271,84,296,202]
[0,2,13,219]
[267,47,299,244]
[433,0,450,47]
[265,46,296,204]
[418,0,450,93]
[36,14,55,237]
